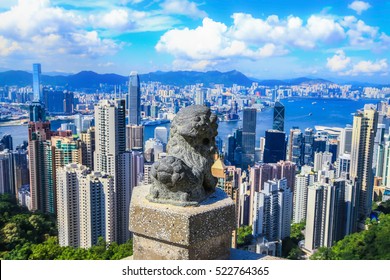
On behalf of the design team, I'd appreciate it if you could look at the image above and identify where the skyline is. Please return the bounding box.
[0,0,389,83]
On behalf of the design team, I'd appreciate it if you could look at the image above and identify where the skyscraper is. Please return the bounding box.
[33,63,42,103]
[80,127,95,170]
[287,128,303,167]
[350,105,378,223]
[263,130,286,163]
[252,178,292,241]
[273,101,285,132]
[127,71,141,125]
[292,166,315,224]
[12,149,29,198]
[0,150,14,195]
[29,102,46,122]
[339,125,353,156]
[241,108,257,168]
[56,164,116,248]
[79,170,116,248]
[94,99,132,244]
[303,128,314,165]
[126,125,144,151]
[57,164,86,248]
[28,121,52,212]
[304,180,348,251]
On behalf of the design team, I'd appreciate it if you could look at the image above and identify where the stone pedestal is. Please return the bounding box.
[129,185,236,260]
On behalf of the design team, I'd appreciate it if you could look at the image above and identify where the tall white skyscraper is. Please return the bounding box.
[94,99,132,244]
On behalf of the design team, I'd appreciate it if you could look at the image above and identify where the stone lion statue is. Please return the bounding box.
[147,105,218,206]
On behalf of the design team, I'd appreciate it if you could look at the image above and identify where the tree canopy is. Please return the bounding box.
[0,194,133,260]
[310,212,390,260]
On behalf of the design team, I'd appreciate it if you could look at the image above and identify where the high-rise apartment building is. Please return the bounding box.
[80,127,95,170]
[57,164,116,248]
[249,161,295,226]
[273,101,285,132]
[350,105,378,223]
[292,166,315,224]
[252,178,292,241]
[304,179,348,251]
[57,164,86,247]
[127,71,141,125]
[79,170,116,248]
[12,149,29,197]
[51,136,81,214]
[241,108,257,168]
[94,99,132,244]
[28,121,52,212]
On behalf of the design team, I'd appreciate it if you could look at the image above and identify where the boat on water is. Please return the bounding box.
[312,101,317,105]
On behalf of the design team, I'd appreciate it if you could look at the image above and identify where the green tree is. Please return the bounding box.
[28,236,64,260]
[237,226,253,247]
[310,247,333,260]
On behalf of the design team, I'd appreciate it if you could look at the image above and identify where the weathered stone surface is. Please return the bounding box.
[147,105,218,206]
[130,184,236,260]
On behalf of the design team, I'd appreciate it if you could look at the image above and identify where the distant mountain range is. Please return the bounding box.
[0,69,385,89]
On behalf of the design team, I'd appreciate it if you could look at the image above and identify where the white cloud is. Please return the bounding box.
[155,17,289,70]
[90,8,179,32]
[160,0,207,19]
[0,36,21,56]
[348,1,371,15]
[341,16,378,47]
[230,13,345,49]
[0,0,120,59]
[326,50,388,76]
[348,59,388,75]
[156,13,352,70]
[326,50,351,71]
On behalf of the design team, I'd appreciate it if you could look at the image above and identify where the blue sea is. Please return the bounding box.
[0,98,381,148]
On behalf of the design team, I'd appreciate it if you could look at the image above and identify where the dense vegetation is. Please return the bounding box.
[282,221,305,259]
[311,201,390,260]
[237,225,253,247]
[0,194,133,260]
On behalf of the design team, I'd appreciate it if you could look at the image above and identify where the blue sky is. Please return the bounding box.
[0,0,389,83]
